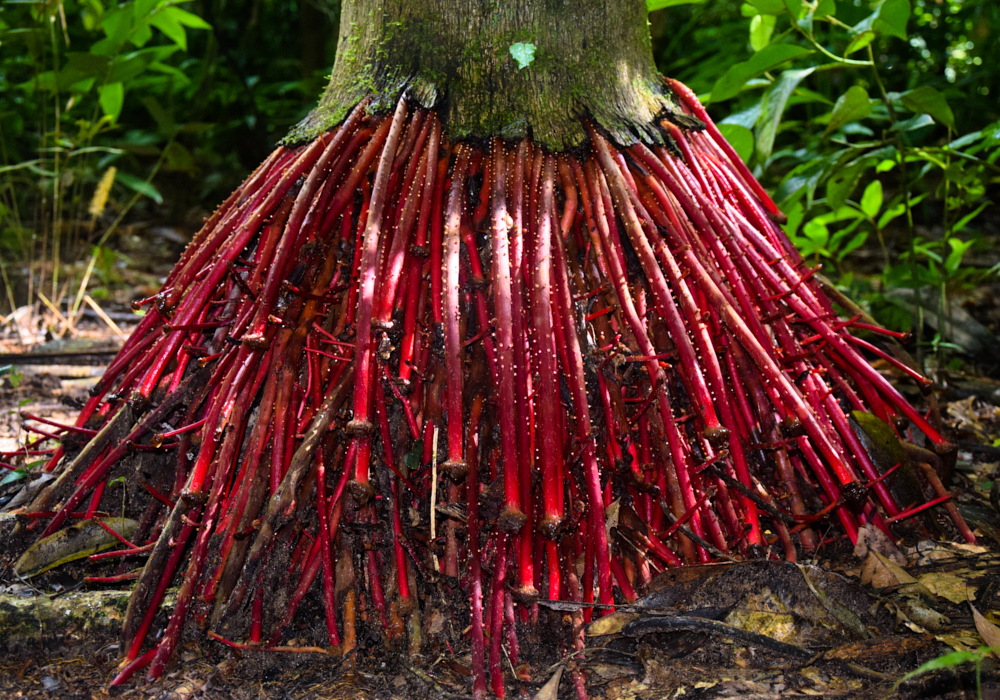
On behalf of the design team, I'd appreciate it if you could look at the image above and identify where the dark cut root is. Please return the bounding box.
[10,82,972,696]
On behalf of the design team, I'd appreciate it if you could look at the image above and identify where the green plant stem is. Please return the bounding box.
[793,24,872,67]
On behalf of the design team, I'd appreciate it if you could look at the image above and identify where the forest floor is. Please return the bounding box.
[3,227,1000,699]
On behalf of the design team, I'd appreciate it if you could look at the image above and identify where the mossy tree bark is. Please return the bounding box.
[287,0,685,149]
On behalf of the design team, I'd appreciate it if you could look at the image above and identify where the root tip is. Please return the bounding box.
[440,459,469,481]
[346,419,375,437]
[538,516,564,541]
[703,426,731,448]
[347,479,375,505]
[497,506,528,533]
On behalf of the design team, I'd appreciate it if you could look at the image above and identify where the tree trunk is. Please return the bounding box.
[289,0,680,149]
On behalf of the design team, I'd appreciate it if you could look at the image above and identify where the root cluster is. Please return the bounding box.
[8,81,972,696]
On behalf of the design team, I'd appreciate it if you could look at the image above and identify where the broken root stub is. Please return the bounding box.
[18,84,973,694]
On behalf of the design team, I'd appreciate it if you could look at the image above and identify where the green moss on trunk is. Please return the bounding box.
[287,0,681,149]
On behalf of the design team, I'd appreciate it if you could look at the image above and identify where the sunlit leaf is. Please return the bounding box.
[710,44,812,102]
[901,86,954,129]
[745,0,785,14]
[860,180,883,218]
[755,67,815,163]
[852,0,910,41]
[647,0,706,10]
[149,8,188,50]
[838,230,869,261]
[815,0,836,18]
[99,81,124,122]
[945,238,974,276]
[717,123,754,163]
[845,30,876,55]
[749,14,775,52]
[875,0,910,41]
[952,202,990,233]
[509,42,536,70]
[783,0,805,19]
[825,85,873,135]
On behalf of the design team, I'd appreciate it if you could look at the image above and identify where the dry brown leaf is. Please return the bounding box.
[860,551,916,588]
[919,572,973,604]
[587,611,638,636]
[854,523,907,565]
[532,666,563,700]
[971,603,1000,652]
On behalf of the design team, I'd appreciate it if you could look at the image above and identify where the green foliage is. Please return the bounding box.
[648,0,707,11]
[885,647,992,699]
[0,364,23,389]
[0,0,212,317]
[509,42,536,70]
[0,0,336,319]
[652,0,1000,372]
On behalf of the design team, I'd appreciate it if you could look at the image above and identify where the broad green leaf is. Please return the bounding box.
[746,0,785,14]
[717,124,754,164]
[133,0,160,19]
[647,0,706,10]
[838,230,869,261]
[711,44,812,102]
[845,30,876,56]
[952,202,990,233]
[755,67,815,163]
[106,49,162,84]
[131,20,153,47]
[165,6,211,30]
[803,220,829,247]
[99,81,124,121]
[402,440,424,470]
[509,42,536,70]
[875,0,910,41]
[722,102,764,129]
[815,0,836,17]
[750,14,776,52]
[900,86,954,129]
[826,161,866,210]
[948,130,984,150]
[100,7,132,48]
[0,468,28,486]
[149,9,188,50]
[891,113,935,132]
[117,171,163,204]
[782,201,806,237]
[825,85,873,136]
[860,180,883,218]
[875,193,925,230]
[783,0,805,19]
[945,238,974,276]
[852,0,910,41]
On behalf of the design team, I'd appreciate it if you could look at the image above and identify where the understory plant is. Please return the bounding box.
[1,1,984,698]
[656,0,999,372]
[0,0,208,322]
